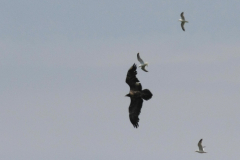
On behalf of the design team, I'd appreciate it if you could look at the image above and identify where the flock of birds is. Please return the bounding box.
[124,12,206,154]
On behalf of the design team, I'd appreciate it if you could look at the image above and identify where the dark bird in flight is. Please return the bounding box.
[179,12,188,31]
[125,64,153,128]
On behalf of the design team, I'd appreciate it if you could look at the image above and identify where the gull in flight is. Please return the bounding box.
[179,12,188,31]
[137,53,148,72]
[195,139,207,153]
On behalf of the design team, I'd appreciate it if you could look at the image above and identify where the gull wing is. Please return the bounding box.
[126,64,142,91]
[181,22,185,31]
[180,12,185,20]
[137,53,145,65]
[141,66,148,72]
[198,139,204,151]
[129,97,143,128]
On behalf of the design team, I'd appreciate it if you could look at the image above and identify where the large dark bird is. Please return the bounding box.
[125,64,153,128]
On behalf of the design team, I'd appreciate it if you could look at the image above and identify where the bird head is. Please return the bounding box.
[125,94,130,97]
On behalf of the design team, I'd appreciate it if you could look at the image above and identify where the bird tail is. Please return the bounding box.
[141,89,153,100]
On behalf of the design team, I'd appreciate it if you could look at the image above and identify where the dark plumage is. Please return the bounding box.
[125,64,153,128]
[181,22,185,31]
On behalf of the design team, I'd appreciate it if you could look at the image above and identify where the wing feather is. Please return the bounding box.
[180,12,185,20]
[198,139,204,151]
[141,66,148,72]
[137,53,145,64]
[181,22,185,31]
[129,98,143,128]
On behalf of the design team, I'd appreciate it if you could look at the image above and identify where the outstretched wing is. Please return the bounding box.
[181,22,185,31]
[180,12,185,20]
[198,139,204,151]
[126,64,142,91]
[129,97,143,128]
[141,66,148,72]
[137,53,145,64]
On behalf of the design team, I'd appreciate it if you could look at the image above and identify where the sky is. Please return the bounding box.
[1,0,240,159]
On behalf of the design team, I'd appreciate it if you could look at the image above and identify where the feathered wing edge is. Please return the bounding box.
[198,139,204,151]
[141,66,148,72]
[137,53,144,64]
[180,12,185,20]
[129,98,143,128]
[181,22,185,31]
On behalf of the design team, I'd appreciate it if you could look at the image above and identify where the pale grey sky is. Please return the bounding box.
[1,0,240,159]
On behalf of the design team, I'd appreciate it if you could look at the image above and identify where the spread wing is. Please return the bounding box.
[198,139,204,151]
[180,12,185,20]
[181,22,185,31]
[126,64,142,91]
[141,66,148,72]
[129,97,143,128]
[137,53,145,64]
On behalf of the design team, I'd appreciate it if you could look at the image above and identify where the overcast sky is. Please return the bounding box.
[1,0,240,159]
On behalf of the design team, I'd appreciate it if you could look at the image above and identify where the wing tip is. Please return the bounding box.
[137,53,140,59]
[130,116,140,128]
[133,123,139,128]
[181,23,185,31]
[133,63,137,69]
[130,63,136,69]
[141,68,148,72]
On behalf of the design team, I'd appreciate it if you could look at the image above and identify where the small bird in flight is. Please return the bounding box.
[195,139,207,153]
[179,12,188,31]
[137,53,148,72]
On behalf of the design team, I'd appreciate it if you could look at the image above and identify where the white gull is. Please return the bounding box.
[137,53,148,72]
[195,139,207,153]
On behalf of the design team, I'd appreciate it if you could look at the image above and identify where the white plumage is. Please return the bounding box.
[137,53,148,72]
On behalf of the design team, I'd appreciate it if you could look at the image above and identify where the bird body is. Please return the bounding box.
[179,19,189,23]
[137,53,148,72]
[126,90,141,98]
[195,139,207,153]
[125,64,153,128]
[179,12,188,31]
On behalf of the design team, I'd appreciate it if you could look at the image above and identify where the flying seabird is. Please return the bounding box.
[179,12,188,31]
[125,64,153,128]
[195,139,207,153]
[137,53,148,72]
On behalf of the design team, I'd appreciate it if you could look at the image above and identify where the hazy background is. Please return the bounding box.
[1,0,240,159]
